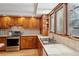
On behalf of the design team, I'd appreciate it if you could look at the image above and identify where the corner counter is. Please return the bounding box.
[37,35,79,56]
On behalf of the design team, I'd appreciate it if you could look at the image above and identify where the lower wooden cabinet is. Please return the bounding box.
[37,38,43,56]
[37,38,47,56]
[20,36,47,56]
[42,49,47,56]
[0,37,6,51]
[20,36,37,49]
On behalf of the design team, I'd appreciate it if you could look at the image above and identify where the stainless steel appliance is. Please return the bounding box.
[9,31,21,36]
[6,36,20,51]
[6,31,21,51]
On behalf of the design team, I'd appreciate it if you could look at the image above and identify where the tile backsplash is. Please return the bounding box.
[0,29,9,35]
[0,26,40,35]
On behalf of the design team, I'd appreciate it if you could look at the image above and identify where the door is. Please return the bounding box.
[21,36,37,49]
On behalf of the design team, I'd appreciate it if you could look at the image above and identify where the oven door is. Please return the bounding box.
[6,38,20,51]
[7,39,19,46]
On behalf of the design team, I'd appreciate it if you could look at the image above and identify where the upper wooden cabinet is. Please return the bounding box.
[0,16,12,29]
[29,18,40,29]
[0,16,40,29]
[17,17,40,29]
[40,15,49,36]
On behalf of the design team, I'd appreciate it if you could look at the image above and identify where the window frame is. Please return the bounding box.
[67,3,79,38]
[49,3,79,38]
[49,3,67,35]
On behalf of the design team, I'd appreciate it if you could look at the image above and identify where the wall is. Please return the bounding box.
[0,29,9,35]
[0,28,40,35]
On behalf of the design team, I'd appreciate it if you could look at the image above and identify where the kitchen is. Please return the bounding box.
[0,3,79,56]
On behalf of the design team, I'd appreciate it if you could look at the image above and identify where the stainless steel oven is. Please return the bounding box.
[6,36,20,51]
[6,31,21,51]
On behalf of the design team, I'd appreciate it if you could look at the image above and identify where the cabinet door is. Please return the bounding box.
[43,49,47,56]
[22,19,29,28]
[1,17,12,29]
[0,37,6,51]
[31,36,37,48]
[21,37,29,49]
[0,17,2,28]
[21,36,37,49]
[28,18,40,29]
[26,37,33,49]
[37,39,43,56]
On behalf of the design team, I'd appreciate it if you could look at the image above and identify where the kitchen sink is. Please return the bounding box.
[40,38,58,45]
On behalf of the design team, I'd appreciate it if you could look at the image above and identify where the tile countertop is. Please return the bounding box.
[38,35,79,56]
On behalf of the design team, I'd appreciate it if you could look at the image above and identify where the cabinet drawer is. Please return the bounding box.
[0,39,5,43]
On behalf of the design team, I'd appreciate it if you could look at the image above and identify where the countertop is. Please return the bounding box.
[44,44,79,56]
[37,35,79,56]
[0,35,8,37]
[0,34,49,37]
[0,34,79,56]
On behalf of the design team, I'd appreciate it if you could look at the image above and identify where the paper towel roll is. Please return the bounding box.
[0,43,5,47]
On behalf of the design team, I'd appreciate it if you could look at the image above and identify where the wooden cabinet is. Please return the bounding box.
[0,16,40,29]
[21,18,40,29]
[28,18,40,29]
[37,38,47,56]
[0,16,12,29]
[37,38,43,56]
[0,37,6,51]
[40,15,48,36]
[21,36,37,49]
[43,49,47,56]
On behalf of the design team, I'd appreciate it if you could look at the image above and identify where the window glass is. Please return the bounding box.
[68,3,79,37]
[56,8,63,34]
[50,14,54,32]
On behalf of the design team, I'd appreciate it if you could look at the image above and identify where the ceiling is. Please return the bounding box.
[0,3,58,17]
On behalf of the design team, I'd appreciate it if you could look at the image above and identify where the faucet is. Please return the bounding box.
[49,36,56,42]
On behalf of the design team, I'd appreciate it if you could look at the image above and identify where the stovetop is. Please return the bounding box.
[7,36,20,39]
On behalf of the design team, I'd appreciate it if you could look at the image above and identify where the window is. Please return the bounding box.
[49,3,67,35]
[56,7,64,34]
[50,14,54,32]
[68,3,79,37]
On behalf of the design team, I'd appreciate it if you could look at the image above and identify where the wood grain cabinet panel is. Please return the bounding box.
[21,36,37,49]
[22,19,29,28]
[0,37,6,51]
[0,16,40,29]
[37,38,43,56]
[1,16,12,29]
